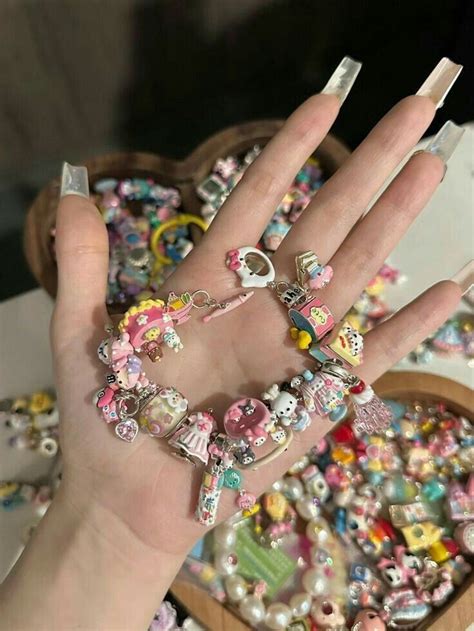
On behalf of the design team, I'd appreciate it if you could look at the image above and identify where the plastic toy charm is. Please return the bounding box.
[295,251,333,290]
[223,398,271,445]
[226,247,275,288]
[169,411,217,464]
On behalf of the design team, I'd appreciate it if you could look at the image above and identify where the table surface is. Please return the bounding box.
[0,127,472,627]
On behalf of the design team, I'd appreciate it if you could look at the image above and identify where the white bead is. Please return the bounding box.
[271,478,285,492]
[283,477,304,501]
[239,595,266,624]
[224,575,247,602]
[289,592,312,617]
[214,550,238,576]
[301,567,328,596]
[296,494,320,520]
[265,603,292,629]
[306,519,330,544]
[213,524,237,549]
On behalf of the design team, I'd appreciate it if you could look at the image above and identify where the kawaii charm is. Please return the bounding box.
[226,246,275,288]
[118,294,192,360]
[223,398,271,445]
[289,297,335,348]
[168,411,216,464]
[138,386,189,438]
[295,250,333,290]
[320,321,364,367]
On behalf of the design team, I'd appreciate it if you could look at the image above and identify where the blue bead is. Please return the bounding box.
[329,404,347,423]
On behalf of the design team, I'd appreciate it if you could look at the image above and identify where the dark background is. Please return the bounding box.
[0,0,472,301]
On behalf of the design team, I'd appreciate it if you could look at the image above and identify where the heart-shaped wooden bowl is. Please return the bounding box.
[23,120,351,303]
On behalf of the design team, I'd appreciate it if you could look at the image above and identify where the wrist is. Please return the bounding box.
[1,478,186,631]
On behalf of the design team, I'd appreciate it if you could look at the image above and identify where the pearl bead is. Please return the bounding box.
[265,603,292,629]
[306,519,330,544]
[296,494,320,520]
[224,575,247,602]
[283,476,304,501]
[302,567,328,596]
[271,478,285,492]
[289,592,312,617]
[239,595,265,624]
[213,524,237,549]
[214,550,238,576]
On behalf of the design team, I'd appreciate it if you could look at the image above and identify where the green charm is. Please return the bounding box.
[223,468,242,490]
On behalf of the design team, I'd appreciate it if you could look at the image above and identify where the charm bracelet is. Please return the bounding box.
[93,246,392,526]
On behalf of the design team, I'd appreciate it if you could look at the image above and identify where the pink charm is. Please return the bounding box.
[223,398,271,445]
[289,297,335,343]
[168,411,216,464]
[237,491,257,510]
[113,354,143,390]
[350,385,393,435]
[118,297,191,355]
[110,332,134,371]
[115,418,139,442]
[308,263,334,290]
[295,372,347,416]
[95,387,120,423]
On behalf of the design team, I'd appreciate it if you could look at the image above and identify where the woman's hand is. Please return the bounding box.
[1,58,463,631]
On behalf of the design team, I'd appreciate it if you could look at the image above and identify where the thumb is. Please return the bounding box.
[53,163,109,345]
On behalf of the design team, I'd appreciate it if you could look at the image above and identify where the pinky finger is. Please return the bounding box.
[357,280,461,384]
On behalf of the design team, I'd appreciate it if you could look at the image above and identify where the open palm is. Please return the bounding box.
[51,91,460,561]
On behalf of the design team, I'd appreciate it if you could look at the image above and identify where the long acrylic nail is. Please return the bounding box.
[321,56,362,104]
[425,120,465,163]
[60,162,89,199]
[416,57,463,108]
[451,260,474,296]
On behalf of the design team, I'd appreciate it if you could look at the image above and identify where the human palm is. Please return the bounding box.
[51,92,460,558]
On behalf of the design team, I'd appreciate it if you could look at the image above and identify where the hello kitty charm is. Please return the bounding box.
[226,246,275,288]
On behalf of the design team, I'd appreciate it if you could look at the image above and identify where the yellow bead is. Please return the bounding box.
[290,327,299,340]
[297,331,312,350]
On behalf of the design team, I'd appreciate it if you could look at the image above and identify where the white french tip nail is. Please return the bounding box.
[451,260,474,295]
[60,162,89,199]
[416,57,463,109]
[425,120,465,163]
[321,55,362,105]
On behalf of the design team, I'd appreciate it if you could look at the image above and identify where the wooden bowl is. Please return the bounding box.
[170,371,474,631]
[23,121,350,303]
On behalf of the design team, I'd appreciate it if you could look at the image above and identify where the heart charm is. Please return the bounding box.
[115,418,139,443]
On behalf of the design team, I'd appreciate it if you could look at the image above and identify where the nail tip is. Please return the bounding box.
[425,120,465,163]
[416,57,463,108]
[321,55,362,104]
[60,162,90,199]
